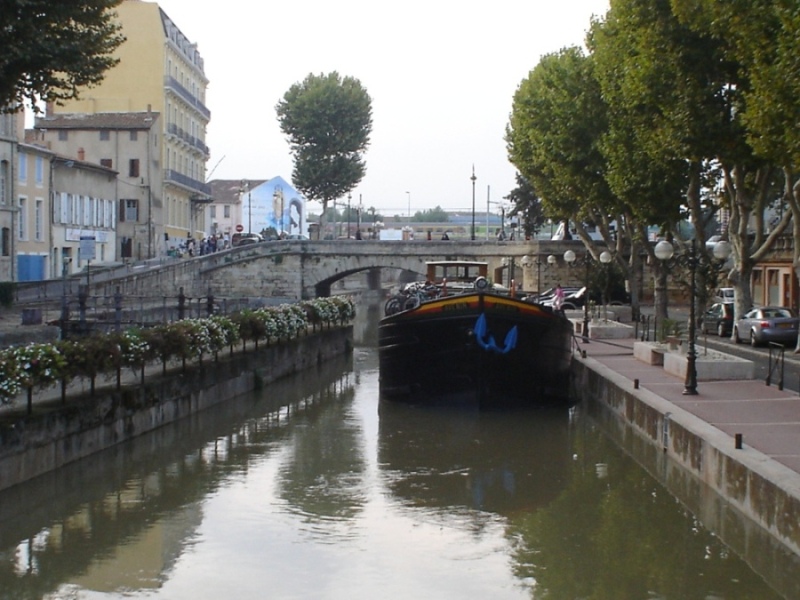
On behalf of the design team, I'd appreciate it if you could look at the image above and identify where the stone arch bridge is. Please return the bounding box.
[84,239,583,302]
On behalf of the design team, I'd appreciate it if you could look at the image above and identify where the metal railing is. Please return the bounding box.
[767,342,785,390]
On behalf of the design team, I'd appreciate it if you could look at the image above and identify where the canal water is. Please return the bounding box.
[0,300,797,599]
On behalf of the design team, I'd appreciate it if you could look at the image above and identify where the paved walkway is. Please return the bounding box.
[576,335,800,474]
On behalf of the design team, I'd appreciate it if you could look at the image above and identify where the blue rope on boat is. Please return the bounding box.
[474,313,518,354]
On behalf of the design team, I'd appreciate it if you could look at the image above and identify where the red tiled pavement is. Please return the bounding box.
[577,336,800,473]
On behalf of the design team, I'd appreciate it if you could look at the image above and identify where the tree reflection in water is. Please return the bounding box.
[507,426,786,599]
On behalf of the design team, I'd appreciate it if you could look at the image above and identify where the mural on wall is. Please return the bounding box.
[244,176,305,237]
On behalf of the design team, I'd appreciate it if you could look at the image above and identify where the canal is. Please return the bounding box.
[0,299,797,599]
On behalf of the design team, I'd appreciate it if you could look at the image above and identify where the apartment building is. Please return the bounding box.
[33,111,163,261]
[15,143,53,280]
[52,0,211,245]
[0,111,20,281]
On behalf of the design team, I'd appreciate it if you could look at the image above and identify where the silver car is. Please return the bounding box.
[733,306,800,346]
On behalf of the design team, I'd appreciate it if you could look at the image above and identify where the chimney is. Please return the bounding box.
[77,148,85,161]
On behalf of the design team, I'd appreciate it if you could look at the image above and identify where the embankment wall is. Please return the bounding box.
[0,327,353,492]
[571,358,800,597]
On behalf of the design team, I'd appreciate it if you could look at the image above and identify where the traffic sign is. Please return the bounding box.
[235,224,244,232]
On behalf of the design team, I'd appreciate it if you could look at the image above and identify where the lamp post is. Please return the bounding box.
[406,191,411,223]
[599,250,612,321]
[470,166,476,241]
[564,249,592,343]
[521,255,532,291]
[347,192,352,238]
[357,194,363,235]
[655,238,732,395]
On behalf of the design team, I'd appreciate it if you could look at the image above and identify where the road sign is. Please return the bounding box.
[235,224,244,232]
[79,235,96,261]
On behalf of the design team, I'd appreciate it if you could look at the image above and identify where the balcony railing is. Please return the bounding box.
[164,170,211,195]
[164,76,211,120]
[166,123,210,156]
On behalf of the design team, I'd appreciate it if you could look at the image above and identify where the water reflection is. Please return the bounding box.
[378,402,572,514]
[0,297,795,598]
[377,400,786,599]
[0,354,355,599]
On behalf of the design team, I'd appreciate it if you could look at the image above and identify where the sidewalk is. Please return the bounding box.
[576,335,800,474]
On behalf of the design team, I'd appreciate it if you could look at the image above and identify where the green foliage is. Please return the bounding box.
[0,297,356,404]
[658,318,684,343]
[0,1,125,110]
[413,206,450,222]
[506,46,613,222]
[276,72,373,217]
[504,172,545,237]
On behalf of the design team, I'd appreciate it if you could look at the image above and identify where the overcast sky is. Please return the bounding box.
[156,0,610,216]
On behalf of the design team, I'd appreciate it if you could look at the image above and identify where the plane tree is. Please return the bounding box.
[506,46,649,317]
[0,0,125,110]
[671,0,800,345]
[589,0,792,325]
[276,72,372,239]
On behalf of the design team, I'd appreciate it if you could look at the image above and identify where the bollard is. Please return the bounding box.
[735,433,743,449]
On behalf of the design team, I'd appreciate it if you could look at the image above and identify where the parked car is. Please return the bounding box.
[733,306,800,346]
[700,302,734,337]
[232,233,262,247]
[535,286,585,309]
[713,287,734,304]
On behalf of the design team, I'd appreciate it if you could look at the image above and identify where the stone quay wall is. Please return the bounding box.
[571,357,800,589]
[0,326,353,493]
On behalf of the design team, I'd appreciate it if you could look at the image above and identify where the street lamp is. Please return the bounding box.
[599,250,613,321]
[521,255,532,291]
[470,166,476,241]
[406,191,411,223]
[347,192,352,238]
[564,249,592,343]
[655,238,732,395]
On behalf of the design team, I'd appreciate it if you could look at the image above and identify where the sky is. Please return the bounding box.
[155,0,610,216]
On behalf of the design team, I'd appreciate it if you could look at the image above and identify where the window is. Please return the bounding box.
[35,156,43,185]
[224,205,230,218]
[100,158,112,168]
[130,130,138,141]
[0,160,7,205]
[119,199,138,222]
[99,130,110,141]
[18,152,26,182]
[210,205,216,218]
[129,158,140,178]
[58,130,68,141]
[35,199,42,240]
[17,197,27,240]
[1,227,8,256]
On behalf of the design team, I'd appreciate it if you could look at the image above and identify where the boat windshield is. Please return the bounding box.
[425,261,488,283]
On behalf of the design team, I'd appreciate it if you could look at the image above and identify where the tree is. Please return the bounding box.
[504,172,545,239]
[506,46,646,316]
[0,1,125,111]
[276,72,372,238]
[413,206,449,222]
[590,0,792,324]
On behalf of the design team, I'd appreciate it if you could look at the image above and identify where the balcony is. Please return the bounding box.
[164,76,211,120]
[165,170,211,196]
[166,123,210,157]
